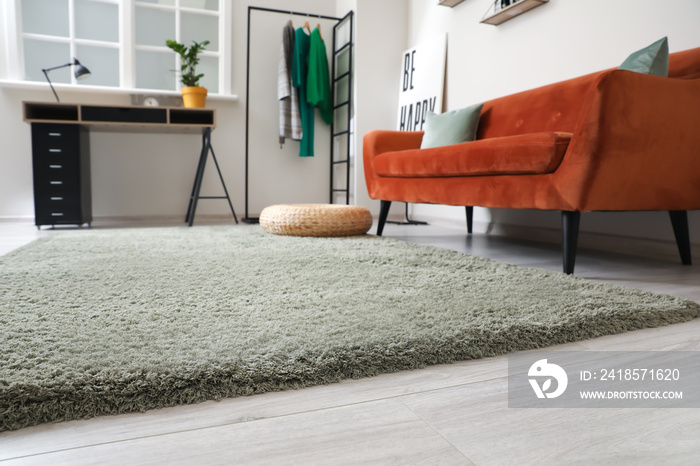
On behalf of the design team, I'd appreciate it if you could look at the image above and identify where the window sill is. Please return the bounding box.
[0,80,239,102]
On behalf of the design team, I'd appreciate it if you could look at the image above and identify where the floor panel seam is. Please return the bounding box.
[397,396,476,465]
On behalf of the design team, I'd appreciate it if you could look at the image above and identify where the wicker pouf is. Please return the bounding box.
[260,204,373,237]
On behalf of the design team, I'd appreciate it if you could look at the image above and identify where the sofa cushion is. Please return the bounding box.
[420,104,483,149]
[374,132,572,178]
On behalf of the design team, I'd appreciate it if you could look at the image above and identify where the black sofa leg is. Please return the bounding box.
[669,211,692,265]
[377,201,391,236]
[562,211,581,275]
[465,206,473,234]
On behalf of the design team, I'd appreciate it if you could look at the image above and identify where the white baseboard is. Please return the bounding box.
[92,214,238,225]
[0,214,237,226]
[0,216,34,222]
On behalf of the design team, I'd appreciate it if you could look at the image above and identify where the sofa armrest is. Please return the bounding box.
[363,130,424,198]
[363,130,424,158]
[556,70,700,211]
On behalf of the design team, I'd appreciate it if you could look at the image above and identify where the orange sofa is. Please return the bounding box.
[364,47,700,274]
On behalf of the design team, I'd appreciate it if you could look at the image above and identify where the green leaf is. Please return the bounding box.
[165,39,210,87]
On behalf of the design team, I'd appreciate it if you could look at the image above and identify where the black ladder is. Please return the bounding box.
[330,11,354,205]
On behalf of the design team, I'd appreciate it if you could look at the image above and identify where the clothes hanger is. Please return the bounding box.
[316,23,323,41]
[302,20,311,33]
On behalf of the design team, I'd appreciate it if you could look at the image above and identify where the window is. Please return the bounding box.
[134,0,220,93]
[10,0,230,94]
[20,0,120,87]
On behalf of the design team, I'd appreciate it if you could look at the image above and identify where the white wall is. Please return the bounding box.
[401,0,700,245]
[350,0,408,211]
[0,3,8,79]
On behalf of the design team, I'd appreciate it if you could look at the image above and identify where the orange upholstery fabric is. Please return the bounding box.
[374,132,572,178]
[476,72,601,140]
[363,47,700,213]
[667,46,700,79]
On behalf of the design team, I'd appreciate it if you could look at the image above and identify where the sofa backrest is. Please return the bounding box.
[668,46,700,79]
[476,47,700,141]
[476,71,601,140]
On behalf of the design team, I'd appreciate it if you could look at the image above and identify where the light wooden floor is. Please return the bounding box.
[1,218,699,465]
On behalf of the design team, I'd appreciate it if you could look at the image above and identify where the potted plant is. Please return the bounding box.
[166,39,210,108]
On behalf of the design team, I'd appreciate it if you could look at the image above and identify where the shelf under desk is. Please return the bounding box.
[22,101,236,227]
[23,101,216,131]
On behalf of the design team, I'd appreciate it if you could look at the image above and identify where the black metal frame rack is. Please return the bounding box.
[330,11,354,205]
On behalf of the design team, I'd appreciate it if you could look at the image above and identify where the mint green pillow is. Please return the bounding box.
[420,103,483,149]
[618,37,669,77]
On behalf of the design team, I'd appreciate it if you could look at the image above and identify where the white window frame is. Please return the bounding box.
[2,0,233,96]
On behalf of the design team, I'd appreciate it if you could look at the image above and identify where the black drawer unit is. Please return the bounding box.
[31,123,92,227]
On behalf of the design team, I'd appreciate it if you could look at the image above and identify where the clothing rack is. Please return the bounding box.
[243,6,351,222]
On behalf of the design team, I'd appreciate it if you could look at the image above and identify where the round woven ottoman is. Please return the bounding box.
[260,204,373,237]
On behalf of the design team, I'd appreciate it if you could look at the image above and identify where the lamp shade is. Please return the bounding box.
[73,59,91,79]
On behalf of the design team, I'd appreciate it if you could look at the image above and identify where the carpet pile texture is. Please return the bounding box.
[1,225,697,431]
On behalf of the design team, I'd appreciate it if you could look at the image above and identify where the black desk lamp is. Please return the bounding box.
[42,58,91,102]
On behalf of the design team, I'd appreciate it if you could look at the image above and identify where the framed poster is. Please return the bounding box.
[396,34,447,131]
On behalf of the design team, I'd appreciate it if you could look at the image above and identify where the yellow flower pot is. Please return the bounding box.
[181,86,208,108]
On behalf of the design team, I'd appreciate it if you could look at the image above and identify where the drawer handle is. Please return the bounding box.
[51,213,64,217]
[50,181,63,185]
[49,164,63,169]
[49,132,62,137]
[50,196,64,201]
[49,149,62,153]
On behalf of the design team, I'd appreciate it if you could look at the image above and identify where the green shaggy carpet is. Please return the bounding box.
[1,225,698,431]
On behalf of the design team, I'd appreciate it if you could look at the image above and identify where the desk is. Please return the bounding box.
[23,101,237,228]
